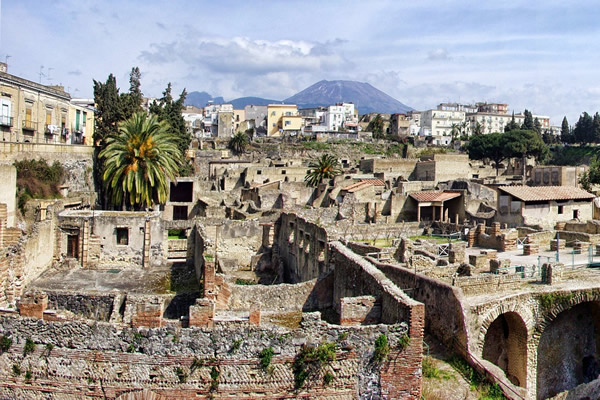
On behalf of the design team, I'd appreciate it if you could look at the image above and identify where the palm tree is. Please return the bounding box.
[229,131,250,155]
[99,112,182,209]
[304,154,342,187]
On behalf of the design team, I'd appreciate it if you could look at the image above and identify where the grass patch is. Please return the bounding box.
[235,278,257,286]
[23,338,35,356]
[448,355,506,399]
[167,229,187,239]
[409,235,461,244]
[301,141,331,151]
[539,292,574,311]
[422,356,454,380]
[0,335,12,352]
[269,311,303,329]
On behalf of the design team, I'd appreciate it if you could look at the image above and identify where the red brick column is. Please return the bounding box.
[131,299,164,328]
[203,262,216,300]
[249,304,261,326]
[189,298,215,328]
[18,292,48,319]
[380,303,424,399]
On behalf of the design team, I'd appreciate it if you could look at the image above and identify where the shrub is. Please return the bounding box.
[14,159,65,214]
[175,366,187,383]
[12,364,21,376]
[235,278,257,286]
[259,346,274,370]
[232,339,242,352]
[293,342,337,389]
[373,334,390,363]
[323,371,334,385]
[24,370,32,383]
[23,338,35,356]
[210,366,220,391]
[0,335,12,352]
[397,333,410,350]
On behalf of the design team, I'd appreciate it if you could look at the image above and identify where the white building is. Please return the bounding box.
[300,103,358,133]
[420,109,465,145]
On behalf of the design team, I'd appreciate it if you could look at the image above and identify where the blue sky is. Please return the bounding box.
[1,0,599,124]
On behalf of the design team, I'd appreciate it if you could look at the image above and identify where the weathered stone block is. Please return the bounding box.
[18,292,48,319]
[249,304,261,326]
[523,243,539,255]
[189,298,215,328]
[339,295,381,326]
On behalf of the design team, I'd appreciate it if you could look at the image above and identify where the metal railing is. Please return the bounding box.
[22,119,36,130]
[0,115,13,127]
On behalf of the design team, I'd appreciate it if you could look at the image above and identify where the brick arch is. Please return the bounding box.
[478,305,531,388]
[477,302,534,354]
[532,290,600,341]
[533,290,600,399]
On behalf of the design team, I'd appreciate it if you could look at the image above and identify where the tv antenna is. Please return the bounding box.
[4,55,10,67]
[46,67,54,84]
[39,65,45,83]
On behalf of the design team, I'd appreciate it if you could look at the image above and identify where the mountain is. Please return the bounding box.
[228,96,279,108]
[185,91,225,108]
[284,80,413,115]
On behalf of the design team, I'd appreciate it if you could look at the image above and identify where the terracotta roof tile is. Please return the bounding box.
[498,185,595,202]
[409,191,461,202]
[342,179,385,193]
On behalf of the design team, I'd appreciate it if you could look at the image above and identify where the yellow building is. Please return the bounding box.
[0,62,93,146]
[267,104,302,136]
[233,109,246,133]
[69,100,95,145]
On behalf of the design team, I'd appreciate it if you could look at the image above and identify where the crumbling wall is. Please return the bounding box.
[0,312,416,399]
[274,213,329,283]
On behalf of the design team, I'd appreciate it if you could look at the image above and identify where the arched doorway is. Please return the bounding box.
[482,311,527,387]
[537,301,600,399]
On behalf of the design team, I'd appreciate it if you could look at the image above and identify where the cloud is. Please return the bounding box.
[156,22,166,30]
[139,35,351,75]
[68,69,82,76]
[427,48,452,61]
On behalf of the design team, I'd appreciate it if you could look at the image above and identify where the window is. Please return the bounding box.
[67,234,79,258]
[46,111,52,126]
[285,120,291,126]
[558,205,564,214]
[173,206,188,220]
[116,228,129,245]
[82,111,87,126]
[573,209,580,219]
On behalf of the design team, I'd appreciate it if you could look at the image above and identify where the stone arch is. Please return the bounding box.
[481,311,528,388]
[478,301,535,354]
[535,297,600,399]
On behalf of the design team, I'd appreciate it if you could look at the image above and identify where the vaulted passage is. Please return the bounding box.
[537,302,600,399]
[482,312,527,388]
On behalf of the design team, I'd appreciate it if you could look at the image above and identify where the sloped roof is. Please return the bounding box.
[498,185,595,202]
[409,191,461,202]
[342,179,385,193]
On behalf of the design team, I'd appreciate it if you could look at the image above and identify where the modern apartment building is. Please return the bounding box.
[267,104,302,136]
[0,62,93,145]
[420,109,465,145]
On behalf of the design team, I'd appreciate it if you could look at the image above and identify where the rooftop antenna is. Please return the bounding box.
[39,65,45,84]
[4,55,10,67]
[46,67,54,84]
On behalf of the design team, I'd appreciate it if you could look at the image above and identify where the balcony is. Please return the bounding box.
[0,115,13,127]
[45,124,60,135]
[22,119,36,131]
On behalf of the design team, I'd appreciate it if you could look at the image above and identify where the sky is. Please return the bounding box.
[1,0,600,125]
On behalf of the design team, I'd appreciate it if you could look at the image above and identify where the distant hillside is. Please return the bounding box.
[284,80,413,115]
[185,91,225,108]
[228,96,279,108]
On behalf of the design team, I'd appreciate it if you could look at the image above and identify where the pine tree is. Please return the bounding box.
[504,111,520,132]
[120,67,143,119]
[149,83,191,175]
[560,117,571,143]
[533,117,542,135]
[521,109,534,131]
[93,74,122,146]
[593,112,600,143]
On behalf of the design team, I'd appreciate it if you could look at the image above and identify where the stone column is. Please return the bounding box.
[81,219,89,268]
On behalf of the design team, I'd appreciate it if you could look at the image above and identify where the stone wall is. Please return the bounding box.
[329,242,423,398]
[0,311,416,399]
[369,259,467,350]
[274,212,329,283]
[226,278,331,312]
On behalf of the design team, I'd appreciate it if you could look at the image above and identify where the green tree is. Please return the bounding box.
[593,112,600,143]
[450,123,460,143]
[466,132,507,175]
[533,117,542,135]
[560,116,573,143]
[473,122,483,135]
[93,74,122,146]
[229,131,250,155]
[120,67,144,118]
[574,112,594,143]
[520,109,534,131]
[504,111,520,132]
[100,112,182,210]
[366,114,385,139]
[304,154,342,187]
[149,83,191,175]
